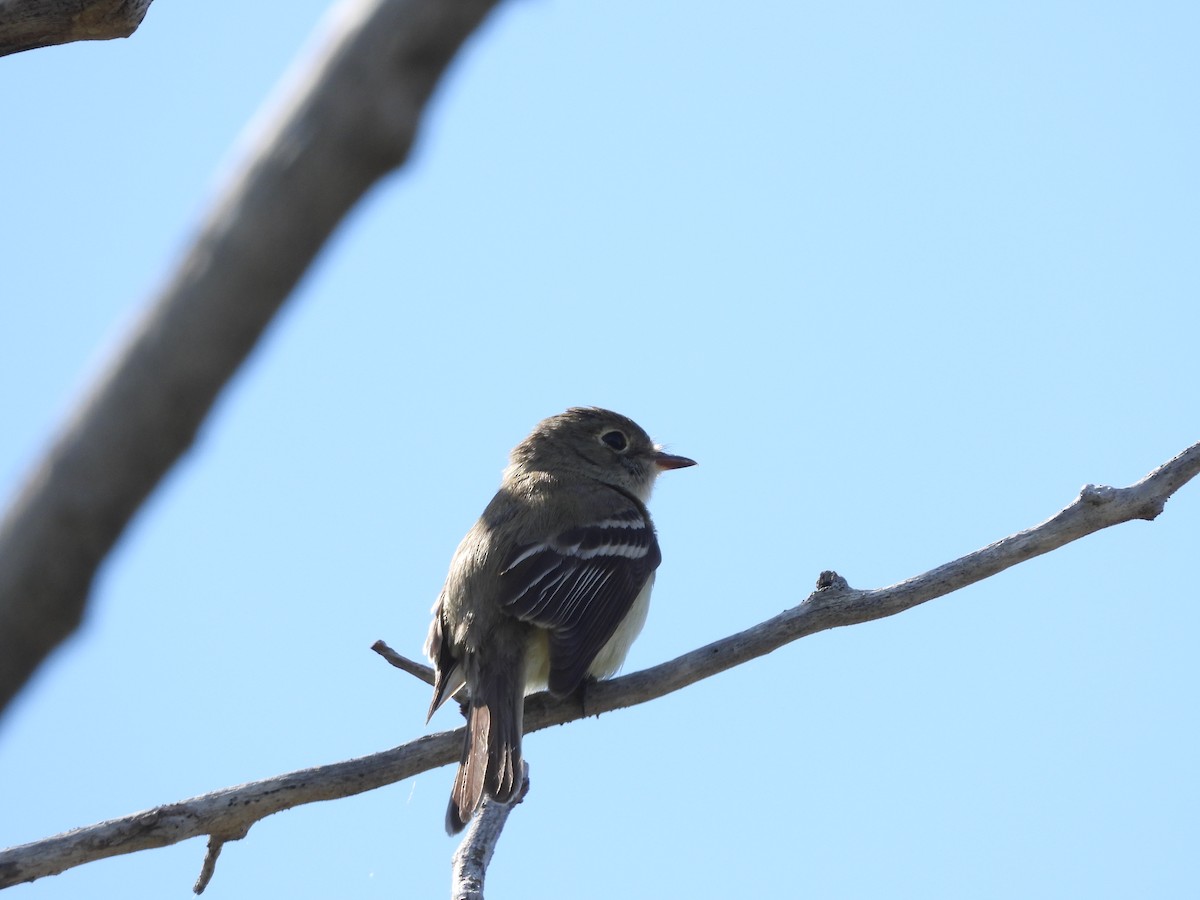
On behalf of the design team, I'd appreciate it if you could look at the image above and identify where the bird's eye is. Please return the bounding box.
[601,430,628,451]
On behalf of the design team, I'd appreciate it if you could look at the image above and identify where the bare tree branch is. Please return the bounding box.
[0,0,153,57]
[372,639,436,686]
[451,764,530,900]
[0,0,502,718]
[0,730,463,890]
[1,441,1195,890]
[191,837,224,896]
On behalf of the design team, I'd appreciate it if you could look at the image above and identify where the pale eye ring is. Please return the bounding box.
[600,430,628,452]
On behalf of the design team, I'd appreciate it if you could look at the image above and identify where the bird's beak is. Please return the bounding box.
[653,450,697,471]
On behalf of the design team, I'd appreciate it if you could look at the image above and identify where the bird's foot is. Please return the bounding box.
[575,676,600,718]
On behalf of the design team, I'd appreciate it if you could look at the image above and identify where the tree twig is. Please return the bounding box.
[193,833,231,896]
[0,441,1196,890]
[0,0,502,719]
[372,639,436,687]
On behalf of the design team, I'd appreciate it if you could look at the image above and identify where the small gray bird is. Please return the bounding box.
[425,407,695,833]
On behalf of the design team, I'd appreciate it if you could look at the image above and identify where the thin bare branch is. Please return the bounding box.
[0,732,463,889]
[372,639,436,687]
[583,440,1200,711]
[0,0,502,718]
[192,836,224,896]
[451,763,530,900]
[0,441,1196,889]
[0,0,153,57]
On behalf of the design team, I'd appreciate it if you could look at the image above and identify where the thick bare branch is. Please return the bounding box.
[0,0,153,57]
[0,0,501,718]
[0,441,1196,889]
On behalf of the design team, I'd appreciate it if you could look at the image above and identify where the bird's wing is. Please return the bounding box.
[497,499,661,695]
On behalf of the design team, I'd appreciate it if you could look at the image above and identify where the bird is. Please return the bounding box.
[424,407,695,833]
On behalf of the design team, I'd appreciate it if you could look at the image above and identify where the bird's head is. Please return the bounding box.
[509,407,695,502]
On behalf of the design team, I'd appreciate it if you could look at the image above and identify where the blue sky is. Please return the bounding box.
[2,2,1197,897]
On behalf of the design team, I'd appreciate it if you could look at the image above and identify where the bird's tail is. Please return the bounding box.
[446,652,525,834]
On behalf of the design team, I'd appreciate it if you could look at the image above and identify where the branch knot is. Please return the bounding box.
[1078,483,1115,505]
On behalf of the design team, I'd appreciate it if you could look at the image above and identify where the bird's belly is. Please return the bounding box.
[587,572,655,679]
[521,574,656,694]
[523,628,551,694]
